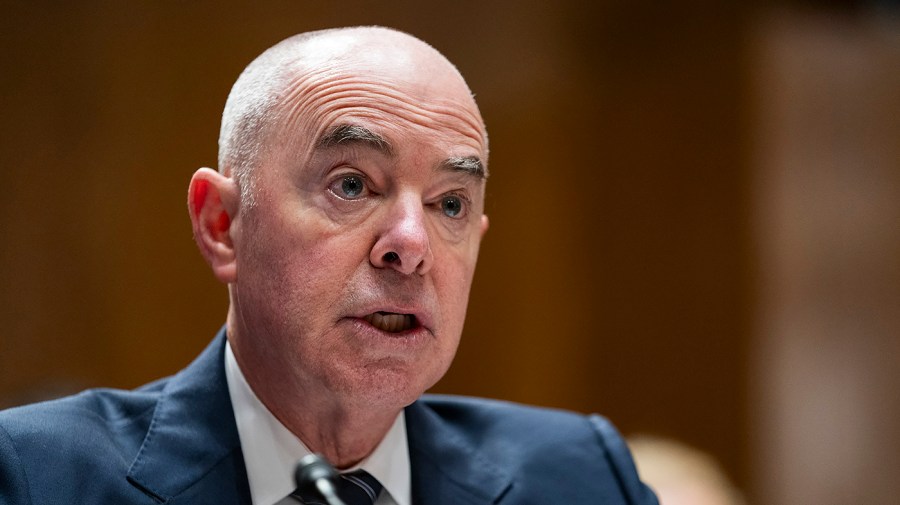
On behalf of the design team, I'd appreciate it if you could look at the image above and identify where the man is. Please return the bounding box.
[0,27,657,504]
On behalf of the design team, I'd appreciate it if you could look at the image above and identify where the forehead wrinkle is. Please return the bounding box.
[279,73,487,153]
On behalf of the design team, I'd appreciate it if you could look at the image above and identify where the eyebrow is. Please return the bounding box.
[318,123,486,179]
[317,124,393,155]
[442,156,487,179]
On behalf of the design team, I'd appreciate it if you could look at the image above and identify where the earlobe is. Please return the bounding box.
[188,168,240,283]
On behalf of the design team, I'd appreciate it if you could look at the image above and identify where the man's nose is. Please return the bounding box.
[370,194,434,275]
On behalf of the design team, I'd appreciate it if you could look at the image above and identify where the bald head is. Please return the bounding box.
[218,27,487,201]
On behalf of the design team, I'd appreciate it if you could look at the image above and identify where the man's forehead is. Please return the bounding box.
[228,27,490,175]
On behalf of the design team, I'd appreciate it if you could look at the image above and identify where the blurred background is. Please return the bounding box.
[1,1,898,504]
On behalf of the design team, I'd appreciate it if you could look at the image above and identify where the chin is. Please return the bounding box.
[337,362,443,410]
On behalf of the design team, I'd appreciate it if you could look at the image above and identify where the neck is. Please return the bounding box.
[278,400,398,469]
[230,341,400,469]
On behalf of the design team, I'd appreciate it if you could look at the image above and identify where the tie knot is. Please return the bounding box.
[291,469,383,505]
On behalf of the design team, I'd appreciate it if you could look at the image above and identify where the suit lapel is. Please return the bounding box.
[126,328,251,504]
[123,331,514,504]
[405,400,512,505]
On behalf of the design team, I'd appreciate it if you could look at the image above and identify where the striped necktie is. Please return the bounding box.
[290,469,383,505]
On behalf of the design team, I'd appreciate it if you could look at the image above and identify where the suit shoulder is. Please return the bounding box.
[0,381,175,503]
[417,394,616,452]
[421,393,610,429]
[0,384,162,460]
[414,394,658,504]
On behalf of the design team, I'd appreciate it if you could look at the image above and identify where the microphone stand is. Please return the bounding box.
[294,453,347,505]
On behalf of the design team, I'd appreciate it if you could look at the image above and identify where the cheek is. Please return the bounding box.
[238,211,328,309]
[435,247,480,326]
[248,198,363,267]
[259,235,359,304]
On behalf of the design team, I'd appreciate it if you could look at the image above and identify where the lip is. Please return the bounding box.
[350,304,434,334]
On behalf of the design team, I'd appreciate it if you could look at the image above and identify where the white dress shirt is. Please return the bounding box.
[224,341,411,505]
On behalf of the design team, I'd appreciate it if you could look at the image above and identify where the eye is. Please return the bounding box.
[441,195,466,218]
[328,174,368,200]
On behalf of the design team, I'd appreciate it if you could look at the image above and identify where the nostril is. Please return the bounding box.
[383,251,399,263]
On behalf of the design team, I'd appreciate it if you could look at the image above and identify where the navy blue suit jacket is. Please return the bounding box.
[0,330,657,504]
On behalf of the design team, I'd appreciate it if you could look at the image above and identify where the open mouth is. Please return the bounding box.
[363,312,418,333]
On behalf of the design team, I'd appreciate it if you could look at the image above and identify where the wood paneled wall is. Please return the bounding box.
[1,0,750,493]
[750,7,900,504]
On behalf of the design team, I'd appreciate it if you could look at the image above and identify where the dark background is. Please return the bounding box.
[3,2,898,504]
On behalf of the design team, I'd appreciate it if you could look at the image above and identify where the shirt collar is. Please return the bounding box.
[224,340,411,505]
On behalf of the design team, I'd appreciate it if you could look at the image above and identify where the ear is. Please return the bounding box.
[480,214,490,238]
[188,168,240,283]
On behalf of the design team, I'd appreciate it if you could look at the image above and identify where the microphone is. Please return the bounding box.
[294,453,347,505]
